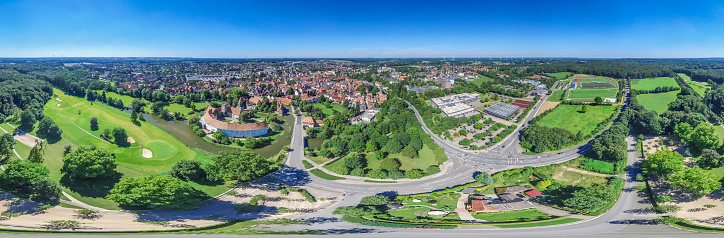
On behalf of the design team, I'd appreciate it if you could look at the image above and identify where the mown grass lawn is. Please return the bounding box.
[636,90,680,114]
[547,90,565,102]
[714,125,724,146]
[679,73,709,98]
[311,103,345,116]
[535,104,617,135]
[165,103,197,115]
[309,169,345,180]
[630,77,679,91]
[470,75,494,86]
[42,89,228,209]
[472,209,551,222]
[494,217,582,228]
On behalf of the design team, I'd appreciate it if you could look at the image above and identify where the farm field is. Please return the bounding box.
[631,77,678,91]
[470,75,494,85]
[546,72,572,79]
[636,90,680,114]
[678,73,710,97]
[535,104,617,135]
[568,88,618,100]
[42,88,229,209]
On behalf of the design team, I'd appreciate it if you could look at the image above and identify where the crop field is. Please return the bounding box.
[535,104,618,135]
[636,90,680,114]
[42,89,228,209]
[630,77,678,91]
[568,89,618,100]
[678,73,709,97]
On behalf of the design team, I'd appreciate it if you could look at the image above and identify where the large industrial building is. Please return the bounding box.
[431,93,481,118]
[484,102,521,119]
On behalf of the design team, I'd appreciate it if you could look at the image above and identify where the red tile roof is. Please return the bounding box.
[203,107,268,131]
[524,189,543,197]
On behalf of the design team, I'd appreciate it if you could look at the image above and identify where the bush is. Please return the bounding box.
[299,189,316,202]
[580,158,615,174]
[654,205,682,213]
[657,195,674,202]
[170,160,205,181]
[359,195,391,205]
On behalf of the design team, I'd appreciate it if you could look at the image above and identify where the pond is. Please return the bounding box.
[141,111,294,158]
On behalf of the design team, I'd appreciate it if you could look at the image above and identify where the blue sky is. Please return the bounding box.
[1,0,723,58]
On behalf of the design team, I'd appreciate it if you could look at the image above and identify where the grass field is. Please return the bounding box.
[42,89,228,209]
[714,125,724,146]
[309,169,345,180]
[631,77,679,91]
[552,167,608,186]
[387,206,461,220]
[678,73,709,97]
[636,90,680,114]
[547,90,565,102]
[102,91,151,113]
[568,89,618,100]
[472,209,551,222]
[546,72,572,79]
[470,75,494,86]
[536,104,617,135]
[311,103,345,116]
[322,145,438,174]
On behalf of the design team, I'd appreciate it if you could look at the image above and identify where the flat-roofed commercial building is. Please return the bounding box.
[431,93,480,108]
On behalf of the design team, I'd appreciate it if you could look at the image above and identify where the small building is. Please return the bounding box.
[468,196,500,212]
[302,117,324,127]
[524,189,544,198]
[499,193,521,203]
[505,185,527,194]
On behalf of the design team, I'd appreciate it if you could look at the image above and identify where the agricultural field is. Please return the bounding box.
[41,89,230,209]
[546,72,572,79]
[630,77,678,91]
[535,104,618,135]
[678,73,710,97]
[635,90,680,114]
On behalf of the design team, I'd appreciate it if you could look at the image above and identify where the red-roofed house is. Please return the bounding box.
[524,189,543,198]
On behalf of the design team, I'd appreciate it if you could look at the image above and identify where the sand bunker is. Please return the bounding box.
[142,148,152,158]
[56,98,62,102]
[127,137,135,143]
[56,104,61,107]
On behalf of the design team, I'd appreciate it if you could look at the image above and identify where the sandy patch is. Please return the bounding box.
[127,137,135,143]
[142,148,152,158]
[56,98,62,102]
[56,104,61,107]
[219,185,340,219]
[536,101,560,116]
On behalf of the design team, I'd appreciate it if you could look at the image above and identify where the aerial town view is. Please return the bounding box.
[2,1,724,238]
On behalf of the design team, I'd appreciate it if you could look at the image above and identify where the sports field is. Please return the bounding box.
[546,72,572,79]
[630,77,678,91]
[568,89,618,100]
[42,88,229,209]
[678,73,709,97]
[635,90,680,114]
[536,104,618,135]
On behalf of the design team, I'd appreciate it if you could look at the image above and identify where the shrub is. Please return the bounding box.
[580,159,615,174]
[299,189,316,202]
[654,205,682,213]
[249,195,267,205]
[657,195,674,202]
[359,195,391,205]
[704,204,717,209]
[170,160,205,181]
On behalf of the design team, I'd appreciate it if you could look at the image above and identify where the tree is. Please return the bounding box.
[90,117,98,131]
[205,150,271,182]
[30,178,62,202]
[674,122,692,142]
[379,158,401,171]
[474,122,484,130]
[595,97,604,104]
[642,149,684,176]
[36,117,62,139]
[405,169,424,179]
[62,144,117,178]
[28,144,43,163]
[581,105,588,113]
[0,133,16,161]
[698,149,721,169]
[20,110,36,130]
[343,152,366,169]
[688,123,720,153]
[475,172,494,185]
[367,169,387,179]
[359,195,391,205]
[170,160,205,181]
[365,140,379,152]
[669,167,722,197]
[385,138,403,154]
[112,127,128,145]
[0,159,49,187]
[107,175,207,210]
[130,110,138,123]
